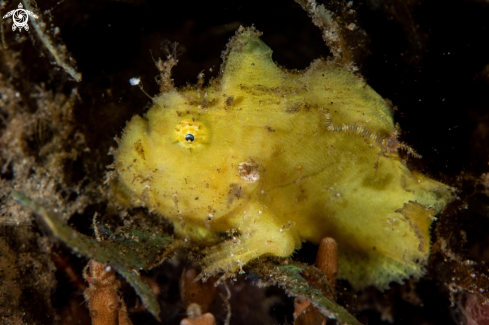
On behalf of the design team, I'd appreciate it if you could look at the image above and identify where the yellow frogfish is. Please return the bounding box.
[114,27,452,289]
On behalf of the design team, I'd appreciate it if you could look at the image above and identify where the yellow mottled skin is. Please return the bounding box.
[115,27,452,289]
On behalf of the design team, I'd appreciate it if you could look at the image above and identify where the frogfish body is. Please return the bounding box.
[115,27,452,289]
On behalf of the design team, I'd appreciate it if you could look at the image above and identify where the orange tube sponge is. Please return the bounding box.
[83,260,133,325]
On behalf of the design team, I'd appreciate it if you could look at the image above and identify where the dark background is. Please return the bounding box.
[8,0,489,180]
[47,0,489,179]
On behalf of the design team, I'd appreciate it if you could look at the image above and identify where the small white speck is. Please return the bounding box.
[471,274,476,278]
[346,23,356,31]
[481,288,485,293]
[105,266,111,272]
[129,77,141,86]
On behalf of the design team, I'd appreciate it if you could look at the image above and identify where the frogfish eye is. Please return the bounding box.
[174,119,208,149]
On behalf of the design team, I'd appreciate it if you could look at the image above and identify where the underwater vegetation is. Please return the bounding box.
[2,0,489,324]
